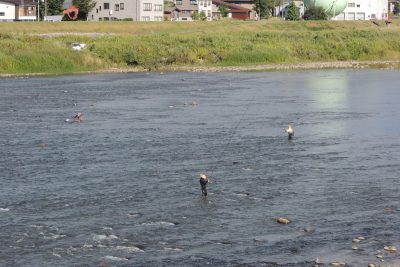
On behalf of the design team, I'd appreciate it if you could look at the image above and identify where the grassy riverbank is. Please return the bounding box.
[1,19,400,75]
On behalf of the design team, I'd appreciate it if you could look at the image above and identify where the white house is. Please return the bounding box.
[274,0,305,18]
[0,0,16,21]
[0,0,37,21]
[335,0,389,20]
[88,0,164,21]
[198,0,212,20]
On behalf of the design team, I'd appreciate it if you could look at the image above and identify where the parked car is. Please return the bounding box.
[71,43,86,51]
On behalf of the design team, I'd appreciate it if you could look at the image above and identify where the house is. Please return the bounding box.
[274,0,304,18]
[88,0,164,21]
[221,0,253,11]
[173,0,254,20]
[334,0,389,20]
[198,0,213,20]
[164,6,180,20]
[213,0,255,20]
[0,0,37,21]
[173,0,198,21]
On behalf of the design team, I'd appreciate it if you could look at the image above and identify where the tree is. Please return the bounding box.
[199,10,207,21]
[164,0,175,8]
[303,5,327,20]
[253,0,275,19]
[285,1,299,20]
[38,0,64,19]
[394,2,400,15]
[191,10,200,20]
[218,5,229,18]
[72,0,96,20]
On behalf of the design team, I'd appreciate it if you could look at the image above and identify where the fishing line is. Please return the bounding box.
[207,82,259,185]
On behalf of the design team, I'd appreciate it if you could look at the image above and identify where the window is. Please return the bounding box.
[371,14,376,19]
[190,0,197,5]
[176,0,182,5]
[115,4,119,11]
[348,3,355,7]
[0,12,5,16]
[104,17,110,20]
[154,4,162,11]
[143,3,152,11]
[104,3,110,9]
[357,4,360,7]
[142,16,150,21]
[99,5,102,11]
[155,16,163,21]
[96,8,98,13]
[120,3,124,10]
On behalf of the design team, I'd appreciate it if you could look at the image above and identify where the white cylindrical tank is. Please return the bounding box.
[304,0,348,17]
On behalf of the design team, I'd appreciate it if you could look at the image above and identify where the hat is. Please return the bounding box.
[200,174,207,179]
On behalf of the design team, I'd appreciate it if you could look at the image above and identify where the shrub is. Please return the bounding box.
[304,5,328,20]
[286,1,299,21]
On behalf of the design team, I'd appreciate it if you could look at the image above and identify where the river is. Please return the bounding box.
[1,70,399,266]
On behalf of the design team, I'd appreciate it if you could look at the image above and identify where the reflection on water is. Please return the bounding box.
[308,71,349,110]
[0,70,399,267]
[307,72,349,136]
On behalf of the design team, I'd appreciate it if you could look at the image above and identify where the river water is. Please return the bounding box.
[0,70,399,267]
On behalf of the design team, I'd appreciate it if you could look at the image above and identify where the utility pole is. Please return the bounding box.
[37,0,39,21]
[44,0,47,21]
[333,0,336,19]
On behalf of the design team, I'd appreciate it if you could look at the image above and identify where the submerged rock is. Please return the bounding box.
[303,227,315,233]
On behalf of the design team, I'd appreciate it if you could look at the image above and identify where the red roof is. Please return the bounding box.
[212,0,251,11]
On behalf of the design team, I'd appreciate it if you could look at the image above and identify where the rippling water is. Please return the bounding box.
[1,70,399,266]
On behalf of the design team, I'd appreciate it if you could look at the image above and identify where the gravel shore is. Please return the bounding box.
[1,60,399,77]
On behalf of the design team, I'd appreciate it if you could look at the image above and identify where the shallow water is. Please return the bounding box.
[1,70,399,266]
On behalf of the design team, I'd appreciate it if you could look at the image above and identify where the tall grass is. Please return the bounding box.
[1,19,400,74]
[0,34,105,74]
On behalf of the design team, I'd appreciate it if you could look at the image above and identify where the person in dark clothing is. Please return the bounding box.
[199,174,209,196]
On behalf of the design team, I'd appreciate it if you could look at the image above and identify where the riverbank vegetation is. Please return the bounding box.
[1,19,400,75]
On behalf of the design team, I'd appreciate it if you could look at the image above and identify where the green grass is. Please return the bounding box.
[1,19,400,74]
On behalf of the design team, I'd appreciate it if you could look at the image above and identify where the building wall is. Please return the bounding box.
[88,0,164,21]
[0,1,16,21]
[335,0,389,20]
[17,4,36,21]
[198,0,212,20]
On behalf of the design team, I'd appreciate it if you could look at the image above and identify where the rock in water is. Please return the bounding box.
[277,217,290,224]
[384,245,397,252]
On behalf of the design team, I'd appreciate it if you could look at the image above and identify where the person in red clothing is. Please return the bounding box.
[74,112,83,123]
